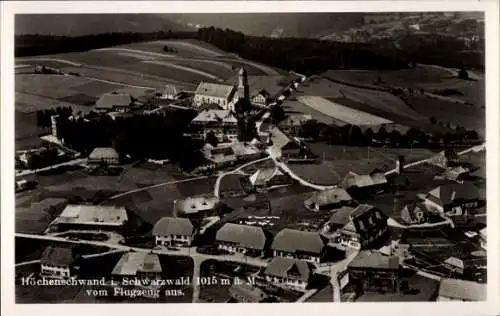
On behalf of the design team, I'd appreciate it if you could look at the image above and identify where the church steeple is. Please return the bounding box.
[237,67,249,100]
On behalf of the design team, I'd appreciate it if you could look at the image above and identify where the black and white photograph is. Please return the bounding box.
[1,1,499,315]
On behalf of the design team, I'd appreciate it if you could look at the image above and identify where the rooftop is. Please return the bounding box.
[195,82,235,99]
[111,252,162,276]
[40,246,75,267]
[152,217,195,236]
[174,196,220,215]
[88,147,119,160]
[249,167,286,187]
[56,204,128,226]
[348,250,399,270]
[438,278,486,301]
[264,257,312,282]
[191,109,238,124]
[216,223,267,250]
[304,188,353,208]
[426,182,480,206]
[271,228,325,255]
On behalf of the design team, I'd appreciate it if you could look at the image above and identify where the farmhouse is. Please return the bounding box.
[40,246,78,279]
[263,257,313,292]
[249,167,292,191]
[348,250,401,294]
[219,173,252,198]
[152,217,197,247]
[400,203,429,225]
[437,278,486,301]
[443,257,465,275]
[52,204,128,232]
[216,223,270,256]
[268,127,304,160]
[190,109,239,142]
[340,170,388,197]
[88,147,120,165]
[422,182,481,215]
[304,188,356,211]
[158,84,180,100]
[229,282,270,303]
[95,92,134,113]
[193,82,236,109]
[112,252,162,282]
[174,196,221,218]
[251,89,272,106]
[271,228,326,264]
[325,204,388,250]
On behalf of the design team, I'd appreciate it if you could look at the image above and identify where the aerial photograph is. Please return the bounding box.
[14,12,486,303]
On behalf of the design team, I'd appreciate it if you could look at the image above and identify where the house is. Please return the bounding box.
[88,147,120,165]
[437,278,486,301]
[174,196,221,218]
[400,203,428,225]
[278,114,313,136]
[216,223,269,256]
[40,246,78,278]
[190,109,239,142]
[268,127,303,160]
[218,173,252,198]
[249,167,292,191]
[443,257,465,275]
[422,182,481,214]
[271,228,326,263]
[52,204,128,232]
[229,281,270,302]
[348,250,401,294]
[325,204,388,250]
[251,89,272,106]
[304,188,356,212]
[340,170,388,196]
[158,84,180,100]
[112,252,162,281]
[193,82,236,109]
[95,93,134,113]
[152,217,197,247]
[198,143,238,172]
[263,257,313,292]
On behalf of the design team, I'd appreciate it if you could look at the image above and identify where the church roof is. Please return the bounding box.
[195,82,235,99]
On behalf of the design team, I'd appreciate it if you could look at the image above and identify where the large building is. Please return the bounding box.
[249,167,293,191]
[304,188,356,212]
[51,204,128,232]
[40,246,78,279]
[422,182,481,215]
[340,170,388,197]
[324,204,388,250]
[271,228,326,264]
[216,223,270,256]
[400,203,429,225]
[88,147,120,166]
[348,250,401,294]
[193,82,236,109]
[190,109,239,142]
[112,252,162,281]
[152,217,197,247]
[95,93,135,113]
[437,278,486,301]
[263,257,313,292]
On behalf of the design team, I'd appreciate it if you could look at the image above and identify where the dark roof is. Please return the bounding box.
[351,204,378,219]
[229,282,268,302]
[327,206,356,226]
[40,246,75,266]
[305,188,353,208]
[271,228,325,254]
[152,217,195,236]
[264,257,312,282]
[96,93,133,109]
[219,174,246,193]
[427,183,480,206]
[216,223,267,250]
[348,250,399,270]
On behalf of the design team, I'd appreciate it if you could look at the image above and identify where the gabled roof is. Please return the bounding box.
[439,278,486,301]
[174,196,220,214]
[348,250,399,270]
[305,188,353,208]
[161,84,178,97]
[195,82,235,99]
[41,246,75,267]
[216,223,267,250]
[271,228,325,254]
[57,204,128,226]
[341,171,387,189]
[96,93,133,109]
[112,252,162,276]
[444,257,464,269]
[327,206,356,226]
[269,127,300,151]
[152,217,195,236]
[249,167,287,186]
[426,183,480,206]
[264,257,312,282]
[89,147,119,160]
[191,109,238,124]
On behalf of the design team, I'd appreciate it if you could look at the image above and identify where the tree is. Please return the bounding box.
[389,130,402,147]
[376,126,388,144]
[363,128,374,145]
[298,120,319,140]
[458,67,470,80]
[205,131,219,147]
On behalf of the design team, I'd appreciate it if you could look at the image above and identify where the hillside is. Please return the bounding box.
[15,14,191,36]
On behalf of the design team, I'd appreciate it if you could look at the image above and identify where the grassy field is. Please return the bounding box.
[122,40,230,58]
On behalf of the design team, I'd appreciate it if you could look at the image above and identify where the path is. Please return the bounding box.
[213,156,272,198]
[143,60,222,81]
[15,158,87,178]
[18,58,82,67]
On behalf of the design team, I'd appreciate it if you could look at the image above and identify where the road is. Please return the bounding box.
[16,158,87,178]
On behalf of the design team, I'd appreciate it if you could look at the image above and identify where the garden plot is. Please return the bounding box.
[297,96,393,126]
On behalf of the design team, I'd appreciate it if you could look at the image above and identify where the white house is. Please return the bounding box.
[40,246,76,278]
[152,217,197,247]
